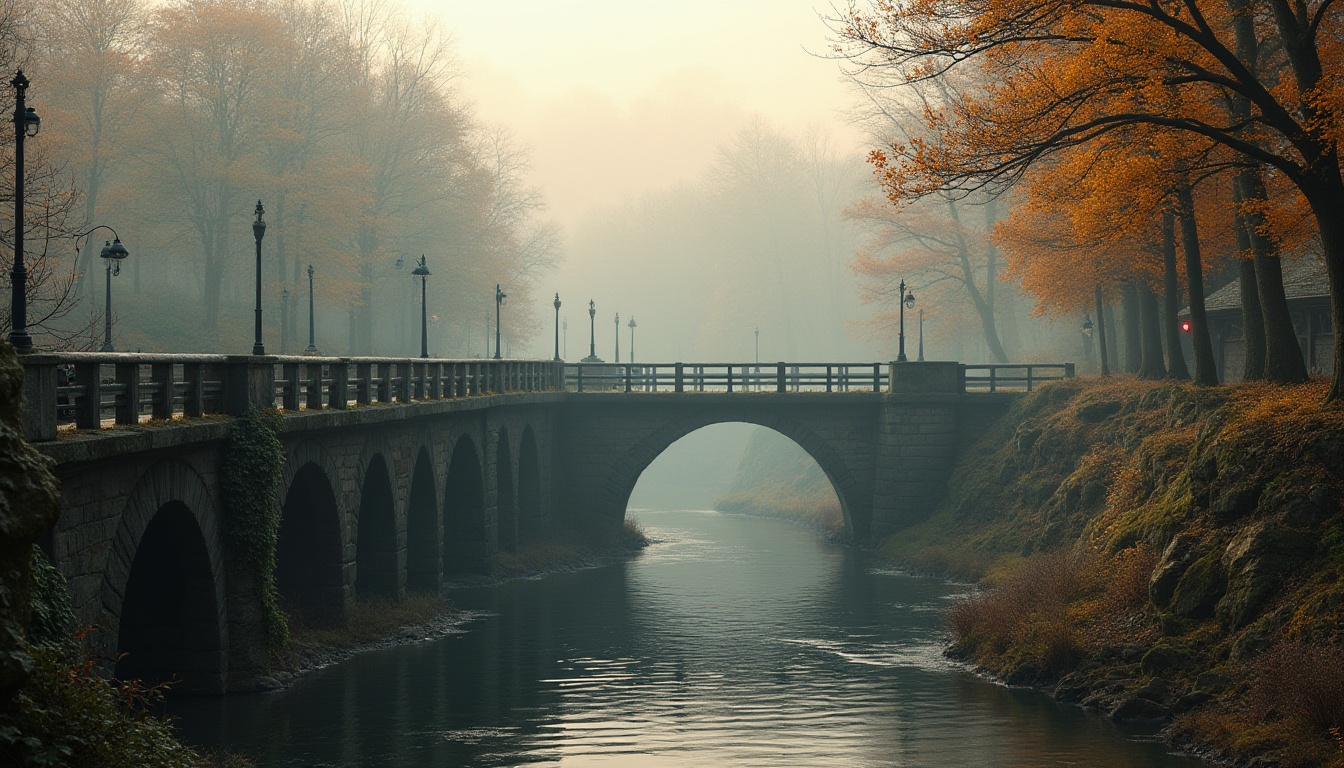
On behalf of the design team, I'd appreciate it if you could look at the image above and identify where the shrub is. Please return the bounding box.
[1248,641,1344,736]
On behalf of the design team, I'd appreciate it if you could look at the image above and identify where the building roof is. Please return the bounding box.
[1195,257,1328,316]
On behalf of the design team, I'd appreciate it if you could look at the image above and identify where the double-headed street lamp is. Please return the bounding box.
[494,284,507,360]
[74,227,129,352]
[896,279,916,362]
[553,293,562,361]
[412,255,430,358]
[252,200,267,355]
[628,316,637,363]
[8,70,41,353]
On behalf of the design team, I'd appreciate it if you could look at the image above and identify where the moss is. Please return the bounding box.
[220,408,288,652]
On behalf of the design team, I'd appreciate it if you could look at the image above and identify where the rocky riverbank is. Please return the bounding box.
[883,377,1344,768]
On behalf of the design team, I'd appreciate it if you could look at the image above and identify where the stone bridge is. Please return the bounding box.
[19,354,1069,694]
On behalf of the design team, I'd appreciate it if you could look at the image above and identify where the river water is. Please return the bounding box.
[173,509,1208,767]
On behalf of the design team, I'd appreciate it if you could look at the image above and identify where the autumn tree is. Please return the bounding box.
[837,0,1344,398]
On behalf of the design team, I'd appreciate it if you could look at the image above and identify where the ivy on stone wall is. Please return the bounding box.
[220,408,289,651]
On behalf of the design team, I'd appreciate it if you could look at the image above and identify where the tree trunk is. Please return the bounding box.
[1162,211,1191,380]
[1231,191,1266,380]
[1121,283,1141,373]
[946,200,1009,362]
[1104,301,1119,369]
[1301,175,1344,400]
[1174,184,1220,385]
[1239,171,1309,384]
[1138,282,1167,379]
[1094,284,1109,375]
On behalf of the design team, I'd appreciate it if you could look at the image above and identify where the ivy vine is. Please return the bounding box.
[220,408,289,652]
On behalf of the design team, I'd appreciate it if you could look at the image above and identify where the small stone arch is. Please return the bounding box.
[355,452,400,599]
[517,425,543,544]
[277,446,346,625]
[406,445,440,592]
[610,414,866,538]
[102,461,226,694]
[497,427,517,553]
[443,434,488,575]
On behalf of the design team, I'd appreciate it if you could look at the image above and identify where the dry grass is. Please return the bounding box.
[282,594,448,657]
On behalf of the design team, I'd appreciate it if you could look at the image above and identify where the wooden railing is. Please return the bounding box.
[963,363,1075,392]
[565,362,888,393]
[19,353,564,442]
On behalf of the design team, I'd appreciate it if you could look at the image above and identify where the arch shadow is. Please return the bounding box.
[517,426,543,545]
[497,428,517,553]
[444,434,489,575]
[356,453,400,599]
[407,447,440,592]
[277,462,346,625]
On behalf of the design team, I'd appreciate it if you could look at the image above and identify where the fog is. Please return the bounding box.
[4,0,1087,365]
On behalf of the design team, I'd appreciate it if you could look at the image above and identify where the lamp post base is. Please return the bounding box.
[580,355,604,363]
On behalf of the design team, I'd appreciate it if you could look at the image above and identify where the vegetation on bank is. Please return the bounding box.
[494,519,650,581]
[895,376,1344,767]
[715,428,845,532]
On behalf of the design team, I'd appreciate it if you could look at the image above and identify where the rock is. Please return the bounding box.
[1141,642,1199,675]
[1077,401,1122,423]
[1150,534,1199,609]
[1169,551,1226,620]
[255,676,282,691]
[1175,691,1214,711]
[0,343,63,710]
[1135,677,1171,703]
[1014,425,1043,455]
[1275,485,1331,529]
[1110,695,1169,722]
[1215,521,1314,630]
[1209,483,1261,523]
[1194,671,1231,692]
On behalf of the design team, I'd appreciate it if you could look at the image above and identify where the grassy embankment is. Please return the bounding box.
[891,376,1344,767]
[715,428,846,532]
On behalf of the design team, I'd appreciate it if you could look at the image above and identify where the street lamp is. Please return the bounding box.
[582,299,600,362]
[8,70,40,352]
[614,312,620,363]
[411,255,430,358]
[251,200,267,355]
[918,309,925,362]
[280,287,290,354]
[1082,315,1094,338]
[304,265,319,355]
[494,283,506,360]
[74,227,128,352]
[553,293,562,361]
[896,279,916,362]
[628,316,637,363]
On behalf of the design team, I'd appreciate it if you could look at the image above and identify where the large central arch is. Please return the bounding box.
[444,434,489,575]
[604,413,868,539]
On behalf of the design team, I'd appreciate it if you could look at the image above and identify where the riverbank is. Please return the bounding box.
[883,376,1344,768]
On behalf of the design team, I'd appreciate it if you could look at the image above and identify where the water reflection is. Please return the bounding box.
[172,510,1206,767]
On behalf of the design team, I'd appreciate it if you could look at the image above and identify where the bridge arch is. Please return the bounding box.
[103,461,226,693]
[277,442,346,623]
[406,446,440,592]
[613,415,866,538]
[443,434,488,575]
[496,427,517,553]
[355,451,400,599]
[518,425,543,544]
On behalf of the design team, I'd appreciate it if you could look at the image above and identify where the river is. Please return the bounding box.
[172,509,1209,767]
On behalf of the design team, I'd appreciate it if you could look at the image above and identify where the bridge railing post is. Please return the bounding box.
[20,355,59,441]
[329,360,349,409]
[625,364,632,393]
[776,362,785,393]
[873,362,881,393]
[74,361,103,429]
[305,361,324,410]
[674,363,684,393]
[222,356,277,416]
[184,362,206,418]
[114,361,140,425]
[355,362,372,405]
[399,360,413,402]
[1064,363,1076,379]
[150,361,175,420]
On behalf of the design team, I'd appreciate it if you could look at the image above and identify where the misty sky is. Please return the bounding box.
[435,0,861,227]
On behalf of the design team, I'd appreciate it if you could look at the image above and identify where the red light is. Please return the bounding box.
[1180,320,1191,332]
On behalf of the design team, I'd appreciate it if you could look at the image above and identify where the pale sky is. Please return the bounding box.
[423,0,864,227]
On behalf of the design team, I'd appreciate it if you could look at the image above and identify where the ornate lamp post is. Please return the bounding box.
[251,200,267,355]
[918,309,925,362]
[74,227,128,352]
[614,312,620,363]
[553,293,562,360]
[305,264,319,355]
[582,299,601,362]
[8,71,40,352]
[411,255,430,358]
[628,316,637,363]
[280,287,290,353]
[494,283,507,360]
[896,279,916,362]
